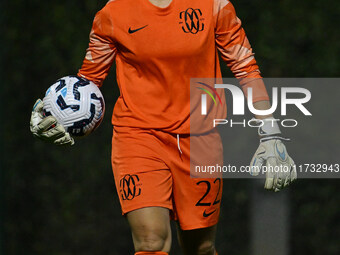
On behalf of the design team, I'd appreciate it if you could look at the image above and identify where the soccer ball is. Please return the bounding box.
[43,75,105,137]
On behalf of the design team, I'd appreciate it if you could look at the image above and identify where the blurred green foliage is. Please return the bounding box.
[1,0,339,254]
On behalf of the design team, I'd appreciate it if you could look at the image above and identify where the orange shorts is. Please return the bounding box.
[111,126,223,230]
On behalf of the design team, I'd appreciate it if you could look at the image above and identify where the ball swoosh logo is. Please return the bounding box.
[128,25,148,34]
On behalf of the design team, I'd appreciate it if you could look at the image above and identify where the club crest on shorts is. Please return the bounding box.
[119,174,142,200]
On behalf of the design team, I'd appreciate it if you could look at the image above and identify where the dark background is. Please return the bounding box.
[1,0,339,254]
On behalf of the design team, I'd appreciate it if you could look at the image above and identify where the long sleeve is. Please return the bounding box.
[78,7,117,87]
[214,0,269,102]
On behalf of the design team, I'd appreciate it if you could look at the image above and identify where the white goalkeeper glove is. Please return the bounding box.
[250,118,297,192]
[30,99,74,146]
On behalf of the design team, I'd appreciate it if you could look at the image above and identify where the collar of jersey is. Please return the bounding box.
[141,0,176,16]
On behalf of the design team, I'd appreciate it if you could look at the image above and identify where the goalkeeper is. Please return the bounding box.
[30,0,296,254]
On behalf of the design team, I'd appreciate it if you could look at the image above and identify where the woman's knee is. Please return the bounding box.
[134,229,169,251]
[178,225,217,255]
[196,240,215,255]
[127,207,171,252]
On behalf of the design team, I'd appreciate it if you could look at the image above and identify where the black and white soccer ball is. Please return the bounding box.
[43,75,105,137]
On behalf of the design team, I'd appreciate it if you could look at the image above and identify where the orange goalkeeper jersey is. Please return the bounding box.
[78,0,269,133]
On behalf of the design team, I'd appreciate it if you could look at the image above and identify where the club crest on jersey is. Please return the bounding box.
[179,8,205,34]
